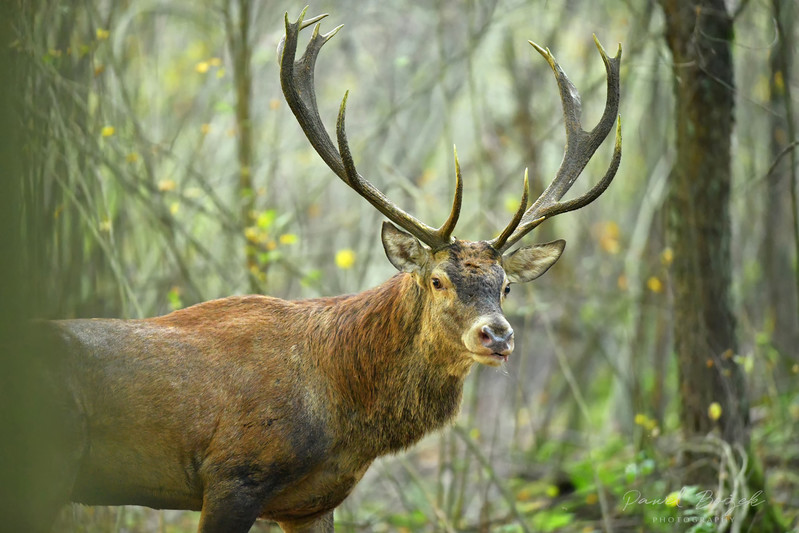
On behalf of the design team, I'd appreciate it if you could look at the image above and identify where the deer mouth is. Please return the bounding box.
[470,351,509,366]
[491,352,508,362]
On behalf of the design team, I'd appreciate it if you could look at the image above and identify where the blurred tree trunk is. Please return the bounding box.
[1,3,76,530]
[660,2,785,529]
[765,0,799,360]
[0,1,30,527]
[659,0,747,458]
[226,0,260,292]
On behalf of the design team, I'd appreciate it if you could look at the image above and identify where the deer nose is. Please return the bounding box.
[479,324,514,355]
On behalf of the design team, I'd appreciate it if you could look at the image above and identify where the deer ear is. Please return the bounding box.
[502,240,566,283]
[381,222,431,273]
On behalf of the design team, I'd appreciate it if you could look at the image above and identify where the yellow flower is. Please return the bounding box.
[101,126,115,137]
[647,276,663,293]
[244,227,260,243]
[279,233,298,245]
[516,488,532,502]
[335,249,356,269]
[599,221,620,254]
[249,265,266,283]
[708,402,722,421]
[774,71,784,95]
[634,413,658,431]
[661,247,674,266]
[158,179,177,192]
[195,61,210,74]
[96,28,110,41]
[664,491,680,507]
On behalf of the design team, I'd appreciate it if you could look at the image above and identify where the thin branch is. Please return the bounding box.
[764,140,799,182]
[451,425,532,533]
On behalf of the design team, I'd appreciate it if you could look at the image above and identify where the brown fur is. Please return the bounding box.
[46,238,544,532]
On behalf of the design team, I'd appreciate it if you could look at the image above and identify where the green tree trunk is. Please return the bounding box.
[1,4,78,530]
[226,0,260,292]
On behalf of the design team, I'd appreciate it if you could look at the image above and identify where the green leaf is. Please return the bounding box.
[257,209,277,229]
[301,269,322,288]
[258,250,283,265]
[386,510,427,527]
[167,287,183,311]
[530,510,574,532]
[214,100,234,113]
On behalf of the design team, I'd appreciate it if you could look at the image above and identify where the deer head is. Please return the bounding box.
[278,8,621,369]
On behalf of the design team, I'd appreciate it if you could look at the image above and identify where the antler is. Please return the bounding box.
[490,37,622,253]
[279,7,462,250]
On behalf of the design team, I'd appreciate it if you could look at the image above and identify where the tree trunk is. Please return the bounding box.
[226,0,260,292]
[764,0,799,361]
[660,0,747,457]
[660,2,786,529]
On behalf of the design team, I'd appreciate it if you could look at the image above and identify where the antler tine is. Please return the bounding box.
[279,9,344,177]
[489,170,530,251]
[280,8,460,250]
[437,146,464,242]
[495,36,622,252]
[506,118,621,245]
[336,93,463,249]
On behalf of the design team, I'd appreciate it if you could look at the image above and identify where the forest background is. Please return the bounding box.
[0,0,797,531]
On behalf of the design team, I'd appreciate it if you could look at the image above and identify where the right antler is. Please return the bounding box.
[278,7,462,250]
[490,37,622,253]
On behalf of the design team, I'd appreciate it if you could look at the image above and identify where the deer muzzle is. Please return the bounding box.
[463,316,514,364]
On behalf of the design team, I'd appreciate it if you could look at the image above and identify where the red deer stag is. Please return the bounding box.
[44,8,620,533]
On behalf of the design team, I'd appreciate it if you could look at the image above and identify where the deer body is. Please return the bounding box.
[57,239,525,531]
[57,272,465,525]
[42,8,621,533]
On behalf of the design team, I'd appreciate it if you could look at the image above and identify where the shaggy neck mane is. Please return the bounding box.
[312,273,464,455]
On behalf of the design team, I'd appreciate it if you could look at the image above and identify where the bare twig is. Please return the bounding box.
[452,425,533,533]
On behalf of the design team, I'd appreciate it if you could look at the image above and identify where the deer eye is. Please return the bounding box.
[431,277,444,290]
[504,284,511,296]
